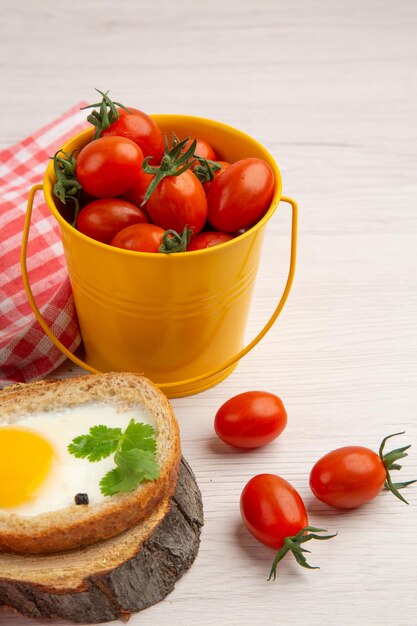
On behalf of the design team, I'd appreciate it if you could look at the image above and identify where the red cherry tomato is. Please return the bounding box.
[121,168,154,210]
[207,158,275,232]
[187,231,233,251]
[184,137,216,163]
[310,447,387,509]
[76,199,148,243]
[110,223,165,253]
[310,432,416,509]
[101,107,164,162]
[214,391,287,448]
[240,474,308,549]
[202,161,231,195]
[147,170,207,235]
[76,137,143,198]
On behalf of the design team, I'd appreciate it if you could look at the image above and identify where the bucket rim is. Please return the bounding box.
[43,114,282,258]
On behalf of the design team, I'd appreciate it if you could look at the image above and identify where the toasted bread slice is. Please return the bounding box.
[0,373,181,554]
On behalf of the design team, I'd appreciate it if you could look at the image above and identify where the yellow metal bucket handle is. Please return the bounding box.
[21,185,298,392]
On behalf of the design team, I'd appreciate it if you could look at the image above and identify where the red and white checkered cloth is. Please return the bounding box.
[0,103,89,387]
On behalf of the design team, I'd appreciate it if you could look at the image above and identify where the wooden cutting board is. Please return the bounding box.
[0,458,203,623]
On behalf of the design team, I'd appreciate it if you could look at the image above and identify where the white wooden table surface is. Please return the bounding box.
[1,0,417,624]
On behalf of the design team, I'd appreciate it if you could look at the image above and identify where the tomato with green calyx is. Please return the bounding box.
[76,199,148,244]
[309,431,416,508]
[110,223,191,254]
[207,158,274,232]
[214,391,287,448]
[52,149,82,225]
[82,89,164,161]
[76,136,143,198]
[201,161,231,195]
[121,168,154,211]
[187,231,233,251]
[147,171,207,235]
[110,223,165,253]
[241,474,336,580]
[183,137,216,162]
[142,136,207,235]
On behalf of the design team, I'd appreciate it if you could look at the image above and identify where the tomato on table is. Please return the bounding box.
[214,391,287,448]
[309,432,416,508]
[240,474,336,579]
[187,231,233,251]
[241,474,307,550]
[76,137,143,198]
[110,223,165,253]
[76,199,148,244]
[207,158,275,232]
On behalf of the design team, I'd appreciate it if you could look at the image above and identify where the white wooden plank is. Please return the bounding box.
[1,0,416,624]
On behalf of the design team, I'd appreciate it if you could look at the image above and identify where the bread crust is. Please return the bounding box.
[0,373,181,554]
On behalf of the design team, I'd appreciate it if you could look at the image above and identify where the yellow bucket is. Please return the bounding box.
[21,115,298,398]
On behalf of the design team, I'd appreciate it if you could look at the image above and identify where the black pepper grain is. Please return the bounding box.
[74,493,89,505]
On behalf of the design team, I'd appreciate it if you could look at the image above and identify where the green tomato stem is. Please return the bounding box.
[379,432,416,504]
[268,526,337,581]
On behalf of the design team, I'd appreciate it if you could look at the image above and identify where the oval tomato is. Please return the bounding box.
[76,199,148,244]
[76,137,143,198]
[121,168,154,210]
[183,137,216,163]
[202,160,231,195]
[101,107,164,162]
[187,231,233,251]
[214,391,287,448]
[241,474,307,550]
[310,433,415,508]
[147,170,207,235]
[110,223,165,253]
[241,474,337,579]
[207,158,275,232]
[310,446,387,509]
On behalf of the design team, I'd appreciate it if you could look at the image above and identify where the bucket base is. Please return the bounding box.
[80,349,239,398]
[161,362,239,398]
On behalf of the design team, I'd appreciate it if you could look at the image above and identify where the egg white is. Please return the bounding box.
[0,401,156,517]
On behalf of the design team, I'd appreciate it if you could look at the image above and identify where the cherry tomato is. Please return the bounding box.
[187,231,233,251]
[241,474,308,549]
[147,170,207,235]
[310,446,387,509]
[184,137,216,163]
[202,161,231,195]
[121,168,154,210]
[101,107,164,162]
[76,137,143,198]
[110,223,165,253]
[76,199,148,244]
[310,433,416,509]
[214,391,287,448]
[207,158,275,232]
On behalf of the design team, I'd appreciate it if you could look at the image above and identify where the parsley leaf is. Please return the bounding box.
[122,419,157,453]
[68,420,160,496]
[100,449,160,496]
[68,425,122,462]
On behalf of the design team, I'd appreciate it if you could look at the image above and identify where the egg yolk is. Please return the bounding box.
[0,427,54,508]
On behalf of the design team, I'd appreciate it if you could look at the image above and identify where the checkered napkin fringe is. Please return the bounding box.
[0,104,89,387]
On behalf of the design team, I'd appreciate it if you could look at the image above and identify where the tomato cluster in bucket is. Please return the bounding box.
[53,90,275,254]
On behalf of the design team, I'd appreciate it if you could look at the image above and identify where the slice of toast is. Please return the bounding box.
[0,373,181,554]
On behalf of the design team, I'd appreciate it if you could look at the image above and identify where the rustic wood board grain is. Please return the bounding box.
[0,459,203,623]
[0,0,416,624]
